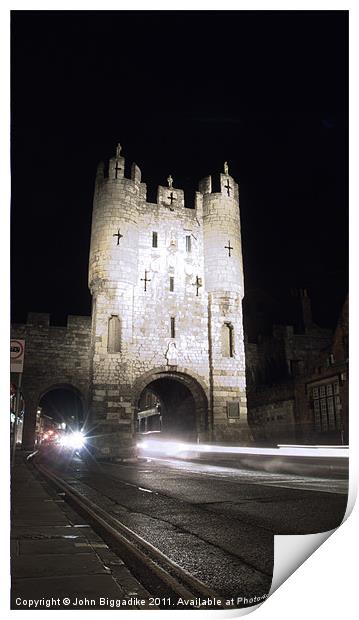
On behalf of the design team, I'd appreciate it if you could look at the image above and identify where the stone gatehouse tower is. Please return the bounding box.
[88,144,251,457]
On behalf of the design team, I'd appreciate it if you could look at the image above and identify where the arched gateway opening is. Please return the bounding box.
[36,384,87,444]
[134,369,209,442]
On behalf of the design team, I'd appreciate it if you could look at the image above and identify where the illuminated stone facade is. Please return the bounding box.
[88,144,251,457]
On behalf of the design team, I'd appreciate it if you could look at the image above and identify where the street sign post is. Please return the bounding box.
[11,339,25,373]
[11,339,25,467]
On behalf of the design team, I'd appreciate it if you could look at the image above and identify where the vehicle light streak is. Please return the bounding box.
[136,439,348,459]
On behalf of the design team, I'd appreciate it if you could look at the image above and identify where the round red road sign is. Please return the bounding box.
[10,340,24,360]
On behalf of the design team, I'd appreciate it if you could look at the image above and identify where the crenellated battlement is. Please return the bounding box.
[95,145,239,212]
[90,144,244,296]
[199,171,239,202]
[95,144,147,202]
[20,313,92,331]
[157,184,185,210]
[199,175,212,194]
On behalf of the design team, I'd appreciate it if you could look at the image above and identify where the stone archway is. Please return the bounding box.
[38,383,89,431]
[22,382,89,449]
[132,367,209,441]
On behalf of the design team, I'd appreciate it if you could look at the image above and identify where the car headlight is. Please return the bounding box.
[59,431,86,449]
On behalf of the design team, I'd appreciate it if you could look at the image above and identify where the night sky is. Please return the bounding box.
[11,10,348,329]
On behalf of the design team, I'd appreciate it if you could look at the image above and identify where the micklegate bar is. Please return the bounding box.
[14,144,251,458]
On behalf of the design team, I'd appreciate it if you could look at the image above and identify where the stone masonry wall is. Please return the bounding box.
[11,313,91,449]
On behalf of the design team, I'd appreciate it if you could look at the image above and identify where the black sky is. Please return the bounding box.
[11,10,348,328]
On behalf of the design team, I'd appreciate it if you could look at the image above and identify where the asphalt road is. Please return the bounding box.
[42,452,348,603]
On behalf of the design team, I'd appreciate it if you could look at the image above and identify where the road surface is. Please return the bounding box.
[41,451,348,602]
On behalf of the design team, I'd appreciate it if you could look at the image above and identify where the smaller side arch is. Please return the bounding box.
[37,382,88,408]
[22,382,89,449]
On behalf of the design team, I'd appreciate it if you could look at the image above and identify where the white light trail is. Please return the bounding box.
[136,439,348,459]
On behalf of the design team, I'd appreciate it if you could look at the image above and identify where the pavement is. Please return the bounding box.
[10,451,151,610]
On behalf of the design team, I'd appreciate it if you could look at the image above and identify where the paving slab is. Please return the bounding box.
[12,488,50,499]
[12,505,69,525]
[11,525,92,539]
[11,455,150,608]
[19,539,94,555]
[11,524,99,540]
[12,552,110,578]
